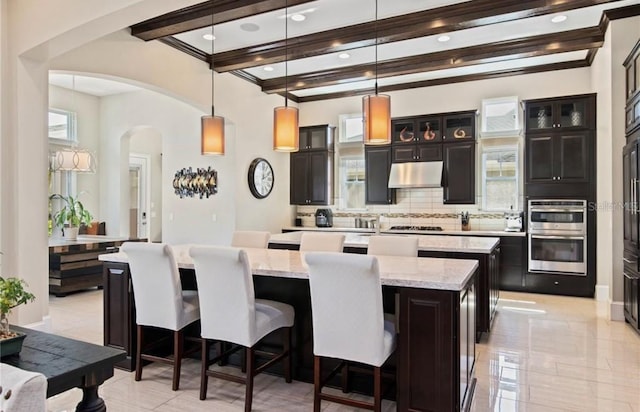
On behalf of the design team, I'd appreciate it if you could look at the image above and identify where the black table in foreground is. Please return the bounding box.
[2,326,125,412]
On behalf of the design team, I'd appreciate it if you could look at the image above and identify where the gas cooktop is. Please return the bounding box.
[388,226,443,231]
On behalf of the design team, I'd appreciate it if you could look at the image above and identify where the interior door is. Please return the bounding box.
[129,155,149,239]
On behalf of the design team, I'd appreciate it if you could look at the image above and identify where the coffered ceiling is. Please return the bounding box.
[130,0,640,102]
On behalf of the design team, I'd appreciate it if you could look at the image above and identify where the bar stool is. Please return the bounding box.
[367,235,418,257]
[299,232,345,252]
[304,252,396,412]
[189,246,295,412]
[231,230,271,249]
[120,242,200,391]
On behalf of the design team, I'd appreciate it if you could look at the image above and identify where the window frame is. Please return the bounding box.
[48,108,77,146]
[481,143,519,211]
[480,96,521,138]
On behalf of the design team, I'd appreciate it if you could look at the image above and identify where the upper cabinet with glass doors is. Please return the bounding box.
[525,95,595,133]
[624,39,640,135]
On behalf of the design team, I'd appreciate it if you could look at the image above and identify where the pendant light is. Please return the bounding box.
[273,0,299,152]
[201,4,225,155]
[363,0,391,145]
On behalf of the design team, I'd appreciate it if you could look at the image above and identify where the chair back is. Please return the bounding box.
[231,231,271,249]
[121,242,185,330]
[189,246,256,346]
[304,252,387,366]
[299,232,345,252]
[367,235,418,257]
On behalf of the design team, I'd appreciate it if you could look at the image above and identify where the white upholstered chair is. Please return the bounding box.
[0,363,47,412]
[121,242,200,391]
[299,232,345,252]
[367,235,418,257]
[189,246,295,411]
[231,230,271,249]
[304,252,396,412]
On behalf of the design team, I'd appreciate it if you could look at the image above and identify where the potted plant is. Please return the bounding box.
[50,194,93,240]
[0,275,35,357]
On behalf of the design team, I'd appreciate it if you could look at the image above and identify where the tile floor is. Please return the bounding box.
[46,290,640,411]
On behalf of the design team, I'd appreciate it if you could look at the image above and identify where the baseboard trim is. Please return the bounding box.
[610,301,625,321]
[24,315,52,332]
[595,285,610,302]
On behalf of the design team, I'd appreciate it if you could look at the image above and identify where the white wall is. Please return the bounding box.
[48,84,101,219]
[129,128,162,242]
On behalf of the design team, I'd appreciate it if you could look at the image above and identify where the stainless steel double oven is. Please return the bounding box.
[528,199,587,276]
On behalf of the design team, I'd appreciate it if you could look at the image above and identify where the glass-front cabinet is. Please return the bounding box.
[526,97,591,132]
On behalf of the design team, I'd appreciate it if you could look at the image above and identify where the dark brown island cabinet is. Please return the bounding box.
[623,38,640,335]
[390,110,477,204]
[524,93,597,297]
[290,125,335,205]
[102,256,478,412]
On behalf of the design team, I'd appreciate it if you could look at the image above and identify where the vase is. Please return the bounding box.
[570,110,582,126]
[63,226,79,240]
[537,108,548,128]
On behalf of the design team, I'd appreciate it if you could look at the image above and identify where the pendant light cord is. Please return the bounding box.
[211,2,215,116]
[374,0,378,95]
[285,0,289,107]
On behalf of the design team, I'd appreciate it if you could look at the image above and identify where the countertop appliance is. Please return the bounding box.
[315,208,333,227]
[528,199,586,275]
[504,211,523,232]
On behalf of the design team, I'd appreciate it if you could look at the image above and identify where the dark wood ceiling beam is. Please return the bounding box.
[261,27,603,93]
[211,0,623,72]
[296,60,590,103]
[131,0,317,41]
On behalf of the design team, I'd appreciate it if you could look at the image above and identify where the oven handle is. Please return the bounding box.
[530,234,585,240]
[529,208,586,213]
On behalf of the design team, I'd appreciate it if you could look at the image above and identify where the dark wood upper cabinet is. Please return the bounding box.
[625,40,640,135]
[290,125,335,205]
[526,132,590,184]
[443,113,475,141]
[623,140,639,253]
[443,142,475,204]
[525,94,595,132]
[365,145,395,205]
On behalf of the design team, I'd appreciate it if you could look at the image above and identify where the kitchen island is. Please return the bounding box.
[271,231,500,341]
[100,246,478,412]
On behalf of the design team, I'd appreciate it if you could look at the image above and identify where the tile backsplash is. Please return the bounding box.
[296,187,516,231]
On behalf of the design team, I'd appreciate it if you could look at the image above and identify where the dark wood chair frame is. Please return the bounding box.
[200,326,293,412]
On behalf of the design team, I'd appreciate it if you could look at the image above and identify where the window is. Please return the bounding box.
[480,96,521,138]
[48,108,77,143]
[339,156,365,209]
[482,145,519,211]
[338,113,363,143]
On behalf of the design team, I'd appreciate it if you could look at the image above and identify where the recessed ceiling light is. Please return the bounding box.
[338,53,350,59]
[263,66,274,72]
[240,23,260,32]
[202,33,216,41]
[551,15,567,23]
[291,14,306,22]
[437,35,450,43]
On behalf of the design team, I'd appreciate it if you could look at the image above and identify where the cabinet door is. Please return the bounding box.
[459,289,468,410]
[365,146,395,204]
[557,132,589,182]
[527,135,554,182]
[307,126,329,150]
[308,151,331,205]
[624,272,639,325]
[416,144,443,161]
[526,102,554,132]
[290,153,309,205]
[417,117,442,143]
[556,99,588,130]
[443,113,475,141]
[392,145,417,163]
[443,142,475,204]
[392,119,416,144]
[624,142,638,250]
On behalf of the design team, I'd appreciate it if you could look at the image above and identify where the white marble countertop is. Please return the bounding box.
[49,235,131,248]
[271,231,499,254]
[282,226,526,237]
[100,246,479,291]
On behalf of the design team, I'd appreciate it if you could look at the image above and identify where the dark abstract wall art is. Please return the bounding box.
[173,166,218,199]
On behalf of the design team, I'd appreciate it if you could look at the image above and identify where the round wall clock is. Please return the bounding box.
[248,158,274,199]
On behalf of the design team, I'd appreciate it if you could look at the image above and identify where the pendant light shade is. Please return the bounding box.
[363,0,391,145]
[363,94,391,145]
[201,4,225,155]
[50,148,96,173]
[273,106,299,152]
[273,0,299,152]
[201,113,225,155]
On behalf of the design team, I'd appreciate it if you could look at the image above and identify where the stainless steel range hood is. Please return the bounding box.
[388,161,443,188]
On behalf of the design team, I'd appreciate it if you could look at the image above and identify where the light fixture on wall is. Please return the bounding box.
[201,4,225,155]
[362,0,390,145]
[273,0,299,152]
[50,75,96,173]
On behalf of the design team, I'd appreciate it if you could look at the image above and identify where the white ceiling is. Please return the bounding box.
[49,74,141,97]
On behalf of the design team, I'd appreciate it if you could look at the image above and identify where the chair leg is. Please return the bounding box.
[200,339,210,400]
[172,330,183,391]
[216,341,226,366]
[373,366,382,412]
[135,325,143,382]
[313,356,322,412]
[241,347,247,373]
[244,347,255,412]
[341,362,349,393]
[283,327,292,383]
